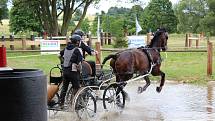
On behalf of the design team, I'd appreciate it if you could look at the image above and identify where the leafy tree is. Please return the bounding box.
[9,0,100,36]
[80,18,90,34]
[73,9,82,21]
[90,10,104,35]
[199,0,215,35]
[0,0,8,24]
[9,0,42,34]
[107,7,130,15]
[127,5,144,34]
[91,10,128,47]
[175,0,207,33]
[143,0,178,33]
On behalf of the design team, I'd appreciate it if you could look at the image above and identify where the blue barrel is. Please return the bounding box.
[0,69,47,121]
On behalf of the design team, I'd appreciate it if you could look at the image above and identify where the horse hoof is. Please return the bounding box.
[156,87,161,93]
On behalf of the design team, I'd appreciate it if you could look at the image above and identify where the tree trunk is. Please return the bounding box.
[50,0,58,36]
[38,0,93,36]
[60,0,73,36]
[61,9,73,35]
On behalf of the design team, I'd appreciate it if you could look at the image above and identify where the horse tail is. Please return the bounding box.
[101,54,117,68]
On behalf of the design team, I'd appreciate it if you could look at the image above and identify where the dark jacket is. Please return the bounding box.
[80,41,94,58]
[60,43,83,68]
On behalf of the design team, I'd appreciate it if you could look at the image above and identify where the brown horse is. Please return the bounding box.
[102,28,168,93]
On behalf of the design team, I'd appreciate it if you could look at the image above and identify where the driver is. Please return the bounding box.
[73,29,98,77]
[58,34,83,109]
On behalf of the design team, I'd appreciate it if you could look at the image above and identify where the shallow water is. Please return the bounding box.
[48,81,215,121]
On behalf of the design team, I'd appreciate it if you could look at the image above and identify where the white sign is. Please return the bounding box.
[127,36,146,48]
[40,40,60,54]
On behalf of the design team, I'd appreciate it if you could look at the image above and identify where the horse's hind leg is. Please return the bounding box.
[156,71,165,93]
[143,76,150,91]
[138,76,150,93]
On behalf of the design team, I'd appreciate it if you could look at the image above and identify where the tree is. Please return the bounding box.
[107,7,130,15]
[127,5,144,34]
[175,0,207,33]
[9,0,42,34]
[143,0,178,33]
[10,0,99,36]
[199,0,215,35]
[0,0,8,24]
[80,18,90,33]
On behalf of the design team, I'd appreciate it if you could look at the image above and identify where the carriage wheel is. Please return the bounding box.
[103,83,125,111]
[73,87,97,119]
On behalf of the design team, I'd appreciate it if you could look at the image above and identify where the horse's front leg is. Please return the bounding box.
[138,76,150,93]
[156,71,165,93]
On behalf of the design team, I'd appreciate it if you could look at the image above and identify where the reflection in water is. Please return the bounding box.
[207,83,213,113]
[207,82,214,121]
[48,82,215,121]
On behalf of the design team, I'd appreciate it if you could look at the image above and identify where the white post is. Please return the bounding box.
[97,15,100,42]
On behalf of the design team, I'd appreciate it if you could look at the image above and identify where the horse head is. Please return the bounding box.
[149,28,168,51]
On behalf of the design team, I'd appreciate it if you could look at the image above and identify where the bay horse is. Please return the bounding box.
[102,28,168,93]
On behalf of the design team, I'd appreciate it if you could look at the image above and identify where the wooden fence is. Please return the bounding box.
[0,33,112,50]
[1,33,213,76]
[185,33,204,48]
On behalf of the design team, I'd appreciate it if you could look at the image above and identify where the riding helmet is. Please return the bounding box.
[74,29,85,37]
[70,34,81,44]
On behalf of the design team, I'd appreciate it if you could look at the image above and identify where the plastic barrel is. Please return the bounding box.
[0,69,47,121]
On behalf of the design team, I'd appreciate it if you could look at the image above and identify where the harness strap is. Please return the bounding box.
[138,47,155,66]
[138,47,162,74]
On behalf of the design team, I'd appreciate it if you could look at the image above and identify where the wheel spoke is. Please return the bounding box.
[74,88,96,119]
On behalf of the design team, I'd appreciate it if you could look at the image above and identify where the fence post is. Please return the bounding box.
[95,42,101,71]
[87,34,92,48]
[31,34,35,50]
[108,33,111,45]
[1,35,5,46]
[185,33,189,48]
[207,41,213,76]
[66,36,70,44]
[10,35,15,50]
[104,32,108,45]
[188,33,192,47]
[196,34,200,48]
[100,32,104,46]
[22,35,26,50]
[43,32,47,40]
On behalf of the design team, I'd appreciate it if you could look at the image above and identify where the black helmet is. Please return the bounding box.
[74,29,85,37]
[70,34,81,44]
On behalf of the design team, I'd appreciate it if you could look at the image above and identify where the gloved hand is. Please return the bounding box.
[91,50,98,55]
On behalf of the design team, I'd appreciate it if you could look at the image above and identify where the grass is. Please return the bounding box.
[160,52,215,83]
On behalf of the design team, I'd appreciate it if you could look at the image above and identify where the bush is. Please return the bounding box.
[113,35,128,48]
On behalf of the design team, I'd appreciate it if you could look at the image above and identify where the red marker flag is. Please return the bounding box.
[0,46,7,67]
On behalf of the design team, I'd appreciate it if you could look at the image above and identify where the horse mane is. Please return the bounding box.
[148,31,161,48]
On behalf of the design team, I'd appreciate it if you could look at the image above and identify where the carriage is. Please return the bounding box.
[47,28,168,119]
[47,61,126,119]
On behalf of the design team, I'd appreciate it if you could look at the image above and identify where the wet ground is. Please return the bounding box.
[48,81,215,121]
